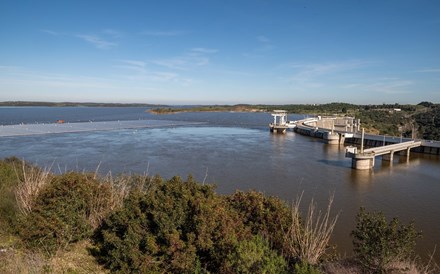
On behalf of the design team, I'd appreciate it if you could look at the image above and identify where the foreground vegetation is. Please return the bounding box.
[0,158,436,273]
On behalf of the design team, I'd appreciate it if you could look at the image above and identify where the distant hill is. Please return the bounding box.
[0,101,166,107]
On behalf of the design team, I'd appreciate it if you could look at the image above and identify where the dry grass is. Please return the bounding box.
[14,162,51,216]
[88,171,153,229]
[0,240,107,274]
[87,172,131,229]
[283,193,339,265]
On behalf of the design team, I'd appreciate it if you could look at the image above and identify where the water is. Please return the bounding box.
[1,107,439,262]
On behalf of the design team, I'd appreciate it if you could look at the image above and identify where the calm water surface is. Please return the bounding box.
[1,107,439,261]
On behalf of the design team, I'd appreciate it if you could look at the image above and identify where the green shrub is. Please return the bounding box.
[0,157,22,233]
[18,172,112,254]
[351,207,421,273]
[294,262,322,274]
[227,190,292,253]
[226,235,288,274]
[0,157,38,233]
[92,175,252,273]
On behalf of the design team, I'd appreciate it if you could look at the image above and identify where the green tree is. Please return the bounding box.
[351,207,421,273]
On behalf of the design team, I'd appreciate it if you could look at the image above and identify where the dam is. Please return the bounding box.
[289,115,440,169]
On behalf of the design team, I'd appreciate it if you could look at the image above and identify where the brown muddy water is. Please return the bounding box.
[1,107,439,262]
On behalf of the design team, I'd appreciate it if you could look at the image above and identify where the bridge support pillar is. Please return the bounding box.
[382,151,395,163]
[352,156,374,170]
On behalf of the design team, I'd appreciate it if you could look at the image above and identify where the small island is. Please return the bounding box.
[147,104,266,114]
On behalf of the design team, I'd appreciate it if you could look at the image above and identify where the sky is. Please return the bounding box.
[0,0,439,105]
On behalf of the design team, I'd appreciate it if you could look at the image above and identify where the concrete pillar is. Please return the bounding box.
[361,128,365,153]
[351,155,375,170]
[382,151,395,163]
[324,132,339,145]
[339,134,345,145]
[352,156,374,170]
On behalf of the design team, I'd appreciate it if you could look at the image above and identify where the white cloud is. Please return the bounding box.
[341,79,413,95]
[76,34,117,49]
[115,60,146,73]
[115,60,187,84]
[102,29,122,38]
[152,48,217,70]
[191,48,218,54]
[140,30,187,36]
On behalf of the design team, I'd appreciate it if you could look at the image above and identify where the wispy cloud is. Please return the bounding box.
[415,68,440,73]
[103,29,123,38]
[141,30,187,36]
[341,79,413,95]
[114,60,183,83]
[0,66,117,90]
[76,34,117,49]
[191,48,218,54]
[243,35,275,58]
[286,60,368,83]
[153,48,218,70]
[115,60,147,73]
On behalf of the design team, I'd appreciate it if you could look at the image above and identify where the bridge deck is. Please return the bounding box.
[364,141,422,156]
[363,140,422,156]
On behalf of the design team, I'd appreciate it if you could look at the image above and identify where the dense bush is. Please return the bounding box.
[351,207,421,273]
[227,190,291,253]
[0,157,38,233]
[18,172,113,254]
[92,175,254,273]
[0,157,22,233]
[226,235,288,273]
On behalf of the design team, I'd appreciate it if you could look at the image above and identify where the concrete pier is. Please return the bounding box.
[323,132,340,145]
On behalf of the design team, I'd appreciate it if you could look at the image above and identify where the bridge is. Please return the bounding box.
[345,139,422,170]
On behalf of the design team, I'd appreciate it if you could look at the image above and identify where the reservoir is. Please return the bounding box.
[1,107,439,262]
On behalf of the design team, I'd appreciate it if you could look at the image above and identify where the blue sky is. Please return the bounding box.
[0,0,439,104]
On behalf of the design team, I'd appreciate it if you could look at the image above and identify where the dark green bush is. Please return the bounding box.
[227,190,292,253]
[18,172,112,254]
[351,207,421,273]
[0,157,35,233]
[0,158,20,232]
[226,234,288,273]
[293,262,322,274]
[92,175,253,273]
